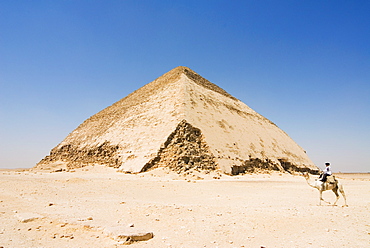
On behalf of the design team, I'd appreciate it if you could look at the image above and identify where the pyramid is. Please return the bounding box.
[36,66,319,174]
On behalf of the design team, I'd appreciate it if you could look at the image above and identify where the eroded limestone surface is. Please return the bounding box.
[37,141,121,170]
[142,120,217,173]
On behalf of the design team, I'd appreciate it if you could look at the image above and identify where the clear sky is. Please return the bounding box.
[1,1,369,172]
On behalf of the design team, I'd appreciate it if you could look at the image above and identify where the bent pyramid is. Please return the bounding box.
[36,66,319,174]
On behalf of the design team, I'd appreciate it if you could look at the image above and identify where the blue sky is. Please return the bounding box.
[1,1,369,172]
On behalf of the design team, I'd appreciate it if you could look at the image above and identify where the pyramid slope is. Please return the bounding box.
[36,67,319,174]
[180,74,317,174]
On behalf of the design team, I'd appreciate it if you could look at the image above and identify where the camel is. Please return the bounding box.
[303,172,348,206]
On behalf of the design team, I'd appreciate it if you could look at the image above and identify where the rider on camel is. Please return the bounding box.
[319,162,332,182]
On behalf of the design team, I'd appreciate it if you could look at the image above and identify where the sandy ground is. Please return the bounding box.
[0,166,369,248]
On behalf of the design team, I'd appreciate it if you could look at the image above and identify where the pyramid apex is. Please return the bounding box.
[162,66,195,77]
[160,66,237,100]
[170,65,192,71]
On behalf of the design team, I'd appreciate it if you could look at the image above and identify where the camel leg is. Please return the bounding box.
[319,187,331,205]
[332,187,340,206]
[319,190,330,205]
[339,185,348,207]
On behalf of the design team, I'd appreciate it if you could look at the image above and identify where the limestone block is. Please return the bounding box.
[104,226,154,243]
[15,212,44,223]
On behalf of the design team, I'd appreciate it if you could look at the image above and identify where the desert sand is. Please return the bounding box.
[0,167,369,248]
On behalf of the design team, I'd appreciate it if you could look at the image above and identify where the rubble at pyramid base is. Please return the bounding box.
[230,159,319,175]
[36,141,121,170]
